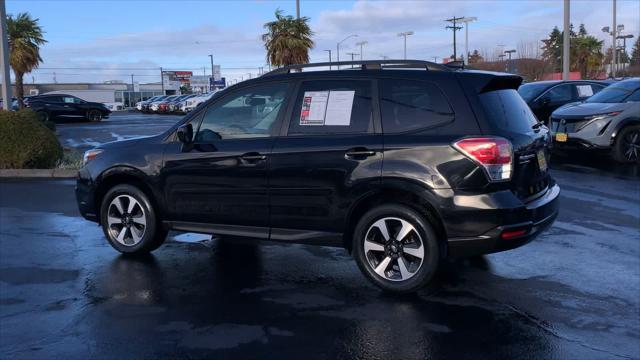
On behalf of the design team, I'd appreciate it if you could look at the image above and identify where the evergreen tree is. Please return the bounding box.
[630,37,640,66]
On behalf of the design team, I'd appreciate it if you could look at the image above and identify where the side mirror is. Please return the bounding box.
[176,123,193,145]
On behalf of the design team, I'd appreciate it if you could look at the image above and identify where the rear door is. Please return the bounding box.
[479,89,551,200]
[537,83,574,123]
[268,79,383,240]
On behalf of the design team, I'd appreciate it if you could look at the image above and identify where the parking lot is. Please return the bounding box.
[0,113,639,359]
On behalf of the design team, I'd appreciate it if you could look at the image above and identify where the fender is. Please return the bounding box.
[610,116,640,146]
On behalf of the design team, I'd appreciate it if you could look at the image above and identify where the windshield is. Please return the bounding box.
[586,80,640,103]
[518,83,550,102]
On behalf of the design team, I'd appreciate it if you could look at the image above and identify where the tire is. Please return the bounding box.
[100,184,167,254]
[87,109,103,122]
[612,125,640,163]
[352,204,440,293]
[36,110,50,122]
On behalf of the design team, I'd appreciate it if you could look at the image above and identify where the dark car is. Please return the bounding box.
[550,78,640,163]
[76,60,559,293]
[27,94,111,122]
[518,80,609,124]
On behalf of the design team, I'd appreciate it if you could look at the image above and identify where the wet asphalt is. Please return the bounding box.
[1,114,639,359]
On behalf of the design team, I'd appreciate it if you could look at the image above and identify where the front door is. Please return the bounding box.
[161,81,292,232]
[268,79,383,241]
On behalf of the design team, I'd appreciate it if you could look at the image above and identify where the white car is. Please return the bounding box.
[182,91,217,113]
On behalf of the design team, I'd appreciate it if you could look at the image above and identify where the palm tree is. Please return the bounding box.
[7,13,47,108]
[262,9,314,68]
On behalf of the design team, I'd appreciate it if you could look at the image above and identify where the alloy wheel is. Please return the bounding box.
[363,217,425,282]
[623,130,639,161]
[107,195,147,246]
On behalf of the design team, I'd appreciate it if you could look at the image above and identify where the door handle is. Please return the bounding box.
[240,152,267,161]
[345,148,376,159]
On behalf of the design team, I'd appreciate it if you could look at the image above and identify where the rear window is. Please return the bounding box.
[480,89,538,133]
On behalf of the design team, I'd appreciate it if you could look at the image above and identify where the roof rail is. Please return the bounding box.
[263,59,451,76]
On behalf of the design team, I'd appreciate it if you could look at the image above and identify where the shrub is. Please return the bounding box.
[0,110,63,169]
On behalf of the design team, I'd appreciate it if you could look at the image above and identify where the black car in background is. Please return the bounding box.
[76,60,559,293]
[518,80,609,124]
[26,94,111,122]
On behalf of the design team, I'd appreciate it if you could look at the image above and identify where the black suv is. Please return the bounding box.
[27,94,111,122]
[76,60,559,293]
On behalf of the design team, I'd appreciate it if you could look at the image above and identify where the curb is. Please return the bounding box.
[0,169,78,179]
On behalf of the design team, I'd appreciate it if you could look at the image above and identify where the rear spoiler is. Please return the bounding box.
[456,70,523,93]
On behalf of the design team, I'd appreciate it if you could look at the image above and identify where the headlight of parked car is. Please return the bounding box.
[83,149,103,166]
[577,111,621,132]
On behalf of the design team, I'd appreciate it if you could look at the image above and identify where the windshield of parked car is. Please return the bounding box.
[518,83,550,102]
[586,80,640,103]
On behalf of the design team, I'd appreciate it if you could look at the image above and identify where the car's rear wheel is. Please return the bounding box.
[100,184,167,254]
[353,204,440,293]
[612,125,640,163]
[87,109,103,122]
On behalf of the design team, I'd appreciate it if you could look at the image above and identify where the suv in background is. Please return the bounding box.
[27,94,111,122]
[518,80,609,124]
[76,60,559,293]
[550,78,640,163]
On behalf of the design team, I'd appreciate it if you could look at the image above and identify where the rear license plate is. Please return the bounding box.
[537,150,548,172]
[555,133,568,142]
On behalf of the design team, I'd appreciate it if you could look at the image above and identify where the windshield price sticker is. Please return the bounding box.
[300,90,355,126]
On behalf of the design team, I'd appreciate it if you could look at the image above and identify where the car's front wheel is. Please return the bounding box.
[100,184,167,254]
[87,109,103,122]
[353,204,440,293]
[612,125,640,163]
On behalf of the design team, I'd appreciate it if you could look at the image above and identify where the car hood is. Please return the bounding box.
[552,102,629,118]
[97,134,159,150]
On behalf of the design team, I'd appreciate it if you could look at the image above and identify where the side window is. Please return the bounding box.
[62,96,75,104]
[626,90,640,102]
[380,79,454,133]
[195,82,289,142]
[545,84,572,102]
[288,80,373,135]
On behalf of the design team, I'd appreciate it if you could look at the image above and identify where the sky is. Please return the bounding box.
[7,0,640,84]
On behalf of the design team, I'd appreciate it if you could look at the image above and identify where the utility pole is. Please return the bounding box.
[460,17,477,65]
[562,0,570,80]
[433,56,439,63]
[296,0,300,19]
[445,16,464,61]
[160,67,164,94]
[324,49,332,70]
[612,0,617,78]
[346,52,359,68]
[208,54,214,91]
[397,31,414,59]
[130,74,134,107]
[337,34,358,69]
[0,0,12,109]
[504,49,516,72]
[355,41,368,60]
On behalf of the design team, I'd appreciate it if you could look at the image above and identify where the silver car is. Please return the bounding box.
[550,78,640,163]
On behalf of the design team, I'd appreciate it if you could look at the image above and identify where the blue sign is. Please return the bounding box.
[209,77,226,89]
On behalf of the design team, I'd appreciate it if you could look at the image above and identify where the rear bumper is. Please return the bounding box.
[447,184,560,257]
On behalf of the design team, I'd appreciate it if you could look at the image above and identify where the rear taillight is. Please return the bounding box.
[453,137,513,181]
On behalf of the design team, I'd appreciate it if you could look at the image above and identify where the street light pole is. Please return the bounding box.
[0,0,12,108]
[562,0,570,80]
[346,52,359,67]
[337,34,358,69]
[160,67,164,94]
[612,0,617,77]
[460,17,477,65]
[324,49,332,70]
[504,49,516,72]
[397,31,414,59]
[208,54,214,91]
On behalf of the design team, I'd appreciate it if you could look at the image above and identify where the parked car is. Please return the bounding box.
[550,78,640,163]
[171,94,196,113]
[518,80,609,124]
[26,94,111,122]
[157,95,185,113]
[181,92,216,113]
[136,96,163,111]
[76,60,559,293]
[0,97,19,110]
[141,95,168,113]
